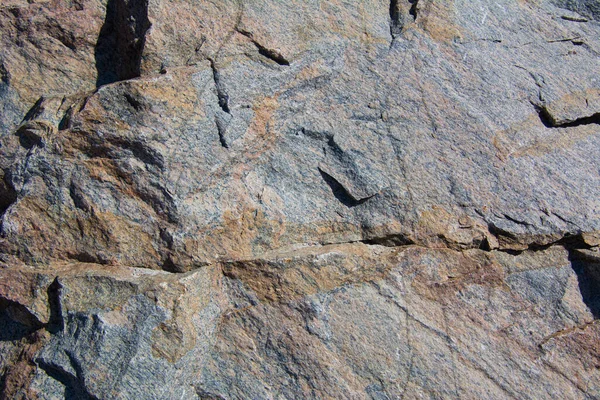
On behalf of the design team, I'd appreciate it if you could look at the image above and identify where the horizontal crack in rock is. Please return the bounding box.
[537,104,600,128]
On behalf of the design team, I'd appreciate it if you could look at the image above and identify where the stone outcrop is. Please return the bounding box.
[0,0,599,398]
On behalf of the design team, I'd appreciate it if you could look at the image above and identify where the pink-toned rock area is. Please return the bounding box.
[1,0,599,398]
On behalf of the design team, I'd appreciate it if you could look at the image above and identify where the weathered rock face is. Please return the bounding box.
[0,0,599,398]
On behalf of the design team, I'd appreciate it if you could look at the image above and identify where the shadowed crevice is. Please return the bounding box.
[569,249,600,318]
[0,300,43,341]
[162,256,185,273]
[36,356,98,400]
[235,29,290,66]
[318,168,375,208]
[209,59,232,148]
[95,0,151,86]
[536,104,600,128]
[47,278,64,334]
[489,228,600,318]
[409,0,419,20]
[215,116,230,149]
[360,233,415,247]
[255,43,290,66]
[0,169,17,218]
[209,59,230,114]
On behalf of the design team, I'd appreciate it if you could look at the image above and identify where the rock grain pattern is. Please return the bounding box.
[0,0,600,398]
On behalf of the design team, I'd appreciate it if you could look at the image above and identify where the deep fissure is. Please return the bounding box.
[409,0,420,20]
[209,59,231,148]
[95,0,151,86]
[209,59,231,114]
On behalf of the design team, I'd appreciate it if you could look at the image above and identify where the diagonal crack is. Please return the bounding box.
[209,59,230,114]
[235,28,290,66]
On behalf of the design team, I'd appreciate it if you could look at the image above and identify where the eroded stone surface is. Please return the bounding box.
[1,0,599,398]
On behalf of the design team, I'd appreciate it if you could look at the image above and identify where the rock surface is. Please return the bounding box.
[0,0,599,398]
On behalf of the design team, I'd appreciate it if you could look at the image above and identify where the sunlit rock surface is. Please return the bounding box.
[0,0,599,398]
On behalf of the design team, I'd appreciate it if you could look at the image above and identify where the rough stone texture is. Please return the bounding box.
[0,0,599,398]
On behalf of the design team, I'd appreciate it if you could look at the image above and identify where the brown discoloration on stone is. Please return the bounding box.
[222,243,397,302]
[1,0,600,397]
[1,330,51,400]
[415,1,463,42]
[540,322,600,394]
[494,112,600,159]
[542,88,600,126]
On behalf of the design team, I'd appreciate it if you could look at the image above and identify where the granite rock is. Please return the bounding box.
[1,0,599,398]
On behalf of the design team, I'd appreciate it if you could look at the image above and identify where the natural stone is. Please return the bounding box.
[1,0,599,398]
